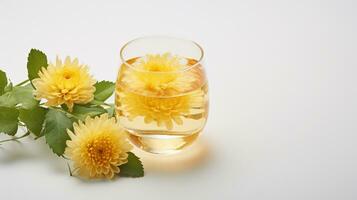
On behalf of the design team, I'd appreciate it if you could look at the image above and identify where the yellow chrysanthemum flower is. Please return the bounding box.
[33,56,96,111]
[122,53,197,96]
[65,114,132,179]
[117,53,206,130]
[119,90,204,130]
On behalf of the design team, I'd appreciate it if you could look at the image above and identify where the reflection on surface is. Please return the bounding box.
[132,137,211,173]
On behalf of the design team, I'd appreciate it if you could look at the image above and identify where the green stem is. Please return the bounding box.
[34,135,43,140]
[49,106,80,120]
[0,131,30,144]
[66,162,73,176]
[18,121,26,127]
[15,79,30,87]
[66,162,79,177]
[102,102,113,107]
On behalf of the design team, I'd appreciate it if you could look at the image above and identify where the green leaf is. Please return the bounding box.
[19,106,47,136]
[27,49,48,82]
[71,105,107,120]
[105,104,115,117]
[0,85,39,109]
[0,106,19,135]
[94,81,115,102]
[12,85,39,109]
[43,109,73,156]
[89,99,105,106]
[0,70,8,95]
[0,91,17,108]
[4,82,13,93]
[119,152,144,177]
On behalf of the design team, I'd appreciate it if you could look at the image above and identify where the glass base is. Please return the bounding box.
[127,130,200,154]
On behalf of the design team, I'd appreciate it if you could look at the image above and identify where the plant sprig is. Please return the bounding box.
[0,49,144,178]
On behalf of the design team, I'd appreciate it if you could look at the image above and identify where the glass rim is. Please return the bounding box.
[120,35,204,74]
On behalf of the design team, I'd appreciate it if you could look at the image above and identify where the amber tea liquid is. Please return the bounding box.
[115,57,208,154]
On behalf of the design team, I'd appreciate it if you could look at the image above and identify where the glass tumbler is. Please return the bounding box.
[115,36,208,154]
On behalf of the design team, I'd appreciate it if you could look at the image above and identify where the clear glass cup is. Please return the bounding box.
[115,36,208,154]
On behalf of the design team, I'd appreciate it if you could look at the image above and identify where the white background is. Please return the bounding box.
[0,0,356,199]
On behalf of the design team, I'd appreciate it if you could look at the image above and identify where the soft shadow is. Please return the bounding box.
[133,137,212,173]
[75,138,213,184]
[0,135,213,179]
[0,142,38,163]
[0,137,68,174]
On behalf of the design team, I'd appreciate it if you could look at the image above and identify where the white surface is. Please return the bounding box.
[0,0,356,199]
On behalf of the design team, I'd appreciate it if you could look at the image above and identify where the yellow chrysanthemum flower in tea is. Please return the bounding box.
[65,114,132,179]
[134,52,186,72]
[117,52,206,130]
[118,90,204,130]
[33,56,96,111]
[122,53,198,96]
